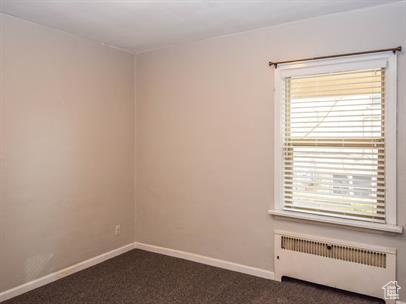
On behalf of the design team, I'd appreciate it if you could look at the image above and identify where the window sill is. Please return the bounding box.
[268,209,403,234]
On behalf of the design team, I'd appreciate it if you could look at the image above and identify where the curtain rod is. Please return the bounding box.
[268,46,402,68]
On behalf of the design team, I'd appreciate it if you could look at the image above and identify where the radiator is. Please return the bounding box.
[274,230,396,301]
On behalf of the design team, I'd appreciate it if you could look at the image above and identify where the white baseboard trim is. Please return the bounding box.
[134,242,274,280]
[0,243,135,303]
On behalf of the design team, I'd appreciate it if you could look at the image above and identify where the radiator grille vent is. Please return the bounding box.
[281,236,386,268]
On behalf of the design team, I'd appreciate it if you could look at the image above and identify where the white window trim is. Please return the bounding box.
[270,52,402,233]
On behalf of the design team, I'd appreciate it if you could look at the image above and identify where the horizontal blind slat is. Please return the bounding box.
[282,207,386,223]
[284,204,386,220]
[287,96,383,105]
[284,183,386,194]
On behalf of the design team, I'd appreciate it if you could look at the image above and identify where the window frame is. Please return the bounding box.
[271,52,400,232]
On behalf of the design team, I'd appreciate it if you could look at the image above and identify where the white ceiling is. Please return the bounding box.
[0,0,399,53]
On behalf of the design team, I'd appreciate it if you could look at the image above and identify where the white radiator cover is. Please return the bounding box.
[274,230,396,300]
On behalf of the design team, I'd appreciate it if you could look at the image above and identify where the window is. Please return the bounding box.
[272,53,398,230]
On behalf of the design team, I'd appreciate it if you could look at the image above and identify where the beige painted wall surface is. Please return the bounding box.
[136,1,406,296]
[0,14,135,292]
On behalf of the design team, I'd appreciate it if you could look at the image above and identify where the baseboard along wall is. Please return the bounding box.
[0,243,135,302]
[134,242,274,280]
[0,242,274,302]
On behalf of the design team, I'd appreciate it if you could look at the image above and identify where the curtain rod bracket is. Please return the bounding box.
[268,46,402,68]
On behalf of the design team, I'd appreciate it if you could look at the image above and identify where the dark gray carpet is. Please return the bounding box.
[4,249,383,304]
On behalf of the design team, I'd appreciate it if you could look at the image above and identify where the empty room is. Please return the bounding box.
[0,0,405,303]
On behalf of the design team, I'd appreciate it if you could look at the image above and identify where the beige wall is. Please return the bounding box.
[0,14,135,292]
[135,1,406,295]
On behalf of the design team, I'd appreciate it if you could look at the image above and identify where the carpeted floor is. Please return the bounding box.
[4,249,383,304]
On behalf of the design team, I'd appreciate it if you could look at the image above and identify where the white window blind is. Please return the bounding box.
[282,68,387,223]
